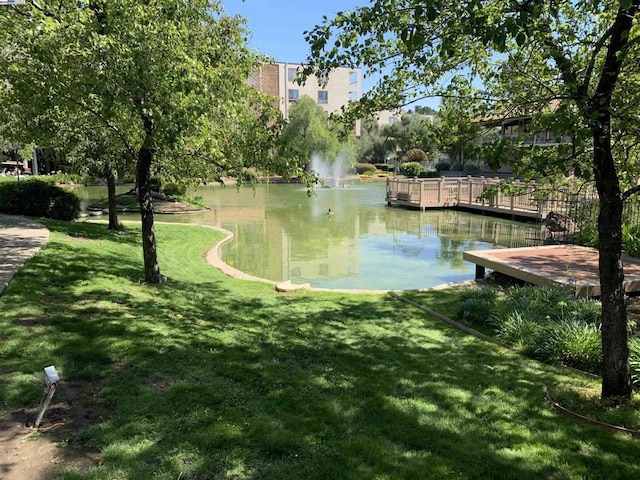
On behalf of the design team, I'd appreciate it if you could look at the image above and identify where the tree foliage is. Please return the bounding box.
[279,95,346,167]
[357,113,436,164]
[434,77,487,171]
[303,0,640,400]
[0,0,297,282]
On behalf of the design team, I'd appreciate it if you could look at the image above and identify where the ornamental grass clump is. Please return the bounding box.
[455,287,500,326]
[477,286,604,374]
[630,338,640,388]
[501,286,570,322]
[536,320,602,373]
[493,310,544,355]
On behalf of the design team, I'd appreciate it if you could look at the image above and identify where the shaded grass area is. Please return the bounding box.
[1,221,639,479]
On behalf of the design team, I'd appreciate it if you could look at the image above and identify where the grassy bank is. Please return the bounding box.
[1,221,639,479]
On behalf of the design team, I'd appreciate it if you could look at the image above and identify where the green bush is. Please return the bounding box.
[162,182,187,197]
[355,163,377,174]
[456,287,499,326]
[502,286,570,322]
[403,148,428,163]
[46,172,85,185]
[461,285,605,373]
[494,310,544,354]
[574,225,598,248]
[435,162,451,174]
[374,163,391,172]
[0,179,80,220]
[576,222,640,258]
[537,320,602,372]
[622,223,640,258]
[567,298,602,325]
[629,338,640,388]
[399,161,423,177]
[149,177,162,193]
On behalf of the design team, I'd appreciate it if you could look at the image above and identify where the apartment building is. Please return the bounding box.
[250,62,362,136]
[374,108,403,127]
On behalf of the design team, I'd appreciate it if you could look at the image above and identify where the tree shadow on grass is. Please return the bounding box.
[1,222,639,479]
[49,293,640,479]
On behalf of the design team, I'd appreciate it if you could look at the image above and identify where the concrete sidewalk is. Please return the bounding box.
[0,214,50,296]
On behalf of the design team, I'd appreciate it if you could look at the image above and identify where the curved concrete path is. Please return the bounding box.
[0,214,49,296]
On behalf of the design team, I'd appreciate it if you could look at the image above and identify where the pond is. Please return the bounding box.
[76,182,543,291]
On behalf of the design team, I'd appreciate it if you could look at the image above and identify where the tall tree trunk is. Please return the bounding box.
[593,127,631,401]
[105,160,120,230]
[587,3,637,401]
[137,111,161,284]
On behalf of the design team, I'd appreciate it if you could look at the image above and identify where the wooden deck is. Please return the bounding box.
[463,245,640,297]
[386,177,597,221]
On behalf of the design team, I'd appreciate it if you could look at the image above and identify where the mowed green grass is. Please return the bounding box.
[0,221,638,480]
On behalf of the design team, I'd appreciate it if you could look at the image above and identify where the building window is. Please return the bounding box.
[349,91,357,102]
[318,90,328,104]
[389,116,397,125]
[288,89,299,101]
[349,71,358,85]
[287,67,297,82]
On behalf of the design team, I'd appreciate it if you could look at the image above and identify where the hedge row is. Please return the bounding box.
[0,179,80,220]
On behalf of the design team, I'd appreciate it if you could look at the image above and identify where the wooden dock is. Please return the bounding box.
[386,177,594,221]
[463,245,640,297]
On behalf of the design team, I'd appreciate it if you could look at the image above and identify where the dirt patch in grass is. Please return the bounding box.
[0,380,103,480]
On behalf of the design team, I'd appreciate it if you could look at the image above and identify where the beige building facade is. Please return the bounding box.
[250,62,362,136]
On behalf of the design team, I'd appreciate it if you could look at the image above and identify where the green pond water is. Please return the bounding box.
[76,182,543,290]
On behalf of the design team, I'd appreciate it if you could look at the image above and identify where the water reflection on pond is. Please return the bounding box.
[78,182,543,290]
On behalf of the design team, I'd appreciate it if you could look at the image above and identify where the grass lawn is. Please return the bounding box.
[1,221,639,479]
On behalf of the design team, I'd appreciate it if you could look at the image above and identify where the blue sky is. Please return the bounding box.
[223,0,362,64]
[223,0,441,109]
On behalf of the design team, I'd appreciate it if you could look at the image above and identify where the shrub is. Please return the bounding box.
[355,163,377,174]
[374,163,391,172]
[622,223,640,258]
[464,164,481,174]
[435,162,450,174]
[148,177,162,193]
[494,310,544,354]
[463,285,605,371]
[568,298,602,325]
[629,338,640,388]
[575,222,640,258]
[574,225,598,248]
[399,161,423,177]
[162,182,187,197]
[502,286,570,322]
[46,172,85,185]
[403,148,428,163]
[456,287,499,326]
[537,320,602,373]
[0,179,80,220]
